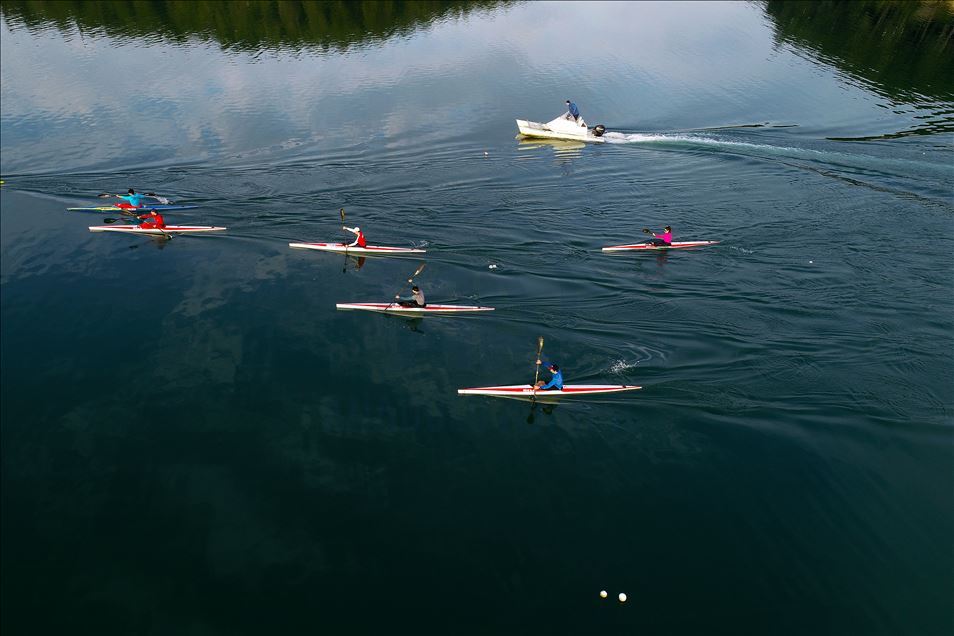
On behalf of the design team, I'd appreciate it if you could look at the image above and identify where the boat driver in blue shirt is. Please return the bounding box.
[565,100,581,123]
[534,361,564,391]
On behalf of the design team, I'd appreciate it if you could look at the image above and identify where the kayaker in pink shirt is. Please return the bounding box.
[643,225,672,246]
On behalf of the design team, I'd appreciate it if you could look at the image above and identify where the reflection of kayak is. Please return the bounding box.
[68,205,199,212]
[457,384,642,401]
[336,303,494,315]
[89,225,226,235]
[289,242,425,255]
[516,114,607,143]
[602,240,720,252]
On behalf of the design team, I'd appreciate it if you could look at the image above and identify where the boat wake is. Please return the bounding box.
[601,130,828,164]
[602,131,804,155]
[600,129,950,205]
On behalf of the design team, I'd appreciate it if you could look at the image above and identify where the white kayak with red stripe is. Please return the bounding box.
[336,303,494,315]
[89,225,226,235]
[602,240,719,252]
[458,384,642,401]
[289,242,425,255]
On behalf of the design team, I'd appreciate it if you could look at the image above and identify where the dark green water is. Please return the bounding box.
[2,1,952,634]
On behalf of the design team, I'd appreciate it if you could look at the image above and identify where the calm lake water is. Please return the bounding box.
[1,1,952,634]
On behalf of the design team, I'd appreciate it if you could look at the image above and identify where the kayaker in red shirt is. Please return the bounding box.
[343,225,367,248]
[643,225,672,246]
[137,209,166,229]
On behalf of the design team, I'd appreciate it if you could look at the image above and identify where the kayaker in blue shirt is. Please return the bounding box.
[106,188,170,209]
[112,188,148,210]
[534,361,564,391]
[565,100,580,122]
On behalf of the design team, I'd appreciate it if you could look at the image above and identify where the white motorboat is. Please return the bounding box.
[515,113,607,143]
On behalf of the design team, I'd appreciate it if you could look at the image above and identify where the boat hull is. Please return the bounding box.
[336,303,494,316]
[458,384,642,402]
[516,118,606,144]
[290,242,425,255]
[69,205,199,212]
[602,240,720,252]
[89,225,226,235]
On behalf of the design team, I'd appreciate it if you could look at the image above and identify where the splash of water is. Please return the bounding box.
[607,359,641,374]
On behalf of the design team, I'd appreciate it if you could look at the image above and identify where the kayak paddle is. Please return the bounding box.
[99,191,162,197]
[531,336,545,400]
[98,191,169,205]
[102,210,146,221]
[387,263,426,310]
[339,209,348,271]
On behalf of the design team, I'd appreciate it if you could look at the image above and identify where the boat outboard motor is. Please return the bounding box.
[593,124,606,137]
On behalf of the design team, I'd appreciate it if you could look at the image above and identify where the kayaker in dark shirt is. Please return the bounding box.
[534,361,564,391]
[137,209,166,229]
[565,100,580,122]
[644,225,672,246]
[396,286,426,307]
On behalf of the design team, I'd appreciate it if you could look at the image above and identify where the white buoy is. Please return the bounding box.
[618,592,627,603]
[599,590,607,598]
[809,260,813,264]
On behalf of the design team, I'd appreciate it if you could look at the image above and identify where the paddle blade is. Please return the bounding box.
[339,208,346,222]
[533,336,545,387]
[412,263,426,278]
[98,193,111,198]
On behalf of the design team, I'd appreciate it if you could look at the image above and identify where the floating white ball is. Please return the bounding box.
[599,590,607,598]
[809,260,813,264]
[618,592,627,602]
